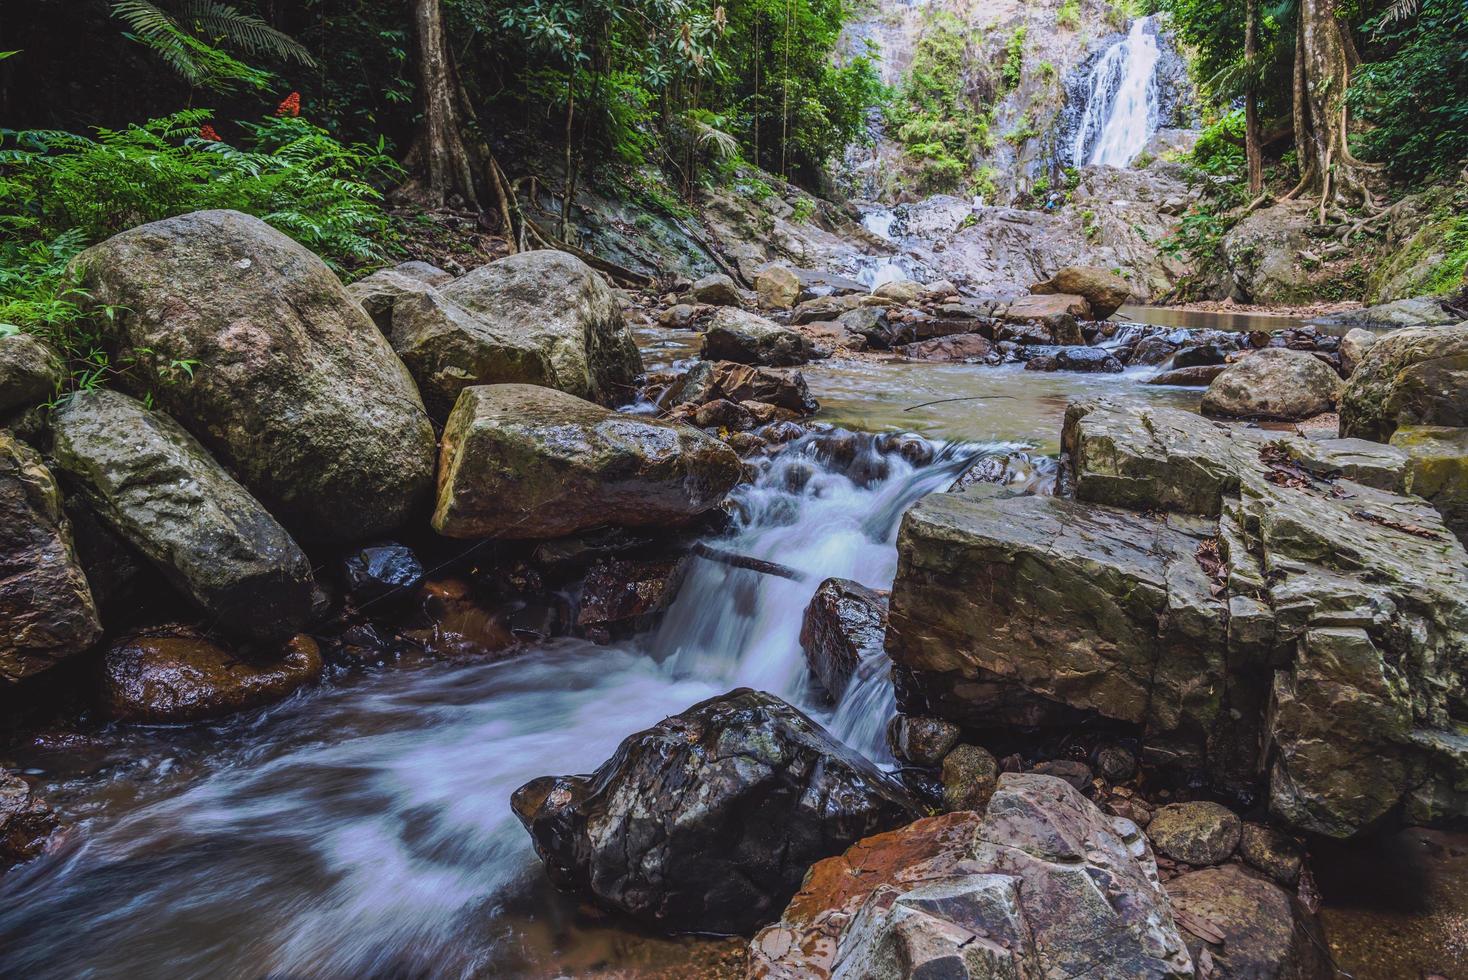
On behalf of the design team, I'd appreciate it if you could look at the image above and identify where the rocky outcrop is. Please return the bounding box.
[432,384,740,539]
[892,399,1468,836]
[1339,324,1468,441]
[51,389,315,644]
[0,431,101,683]
[0,333,62,416]
[1219,203,1318,305]
[101,628,323,723]
[1200,348,1343,421]
[511,688,917,935]
[799,577,887,701]
[1032,265,1132,319]
[749,774,1194,978]
[440,250,644,406]
[700,307,813,367]
[73,209,435,542]
[1165,865,1329,978]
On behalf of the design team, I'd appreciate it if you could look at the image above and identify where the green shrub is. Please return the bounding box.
[1190,110,1247,175]
[1002,27,1027,91]
[1057,0,1081,30]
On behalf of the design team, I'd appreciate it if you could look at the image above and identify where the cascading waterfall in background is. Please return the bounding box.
[1070,15,1162,168]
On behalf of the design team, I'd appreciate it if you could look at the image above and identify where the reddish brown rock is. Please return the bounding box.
[1,771,58,862]
[895,334,992,362]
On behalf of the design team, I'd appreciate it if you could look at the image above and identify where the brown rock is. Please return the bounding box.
[1148,801,1242,866]
[895,333,992,361]
[941,743,1000,811]
[1166,864,1329,978]
[0,771,58,862]
[1032,266,1132,319]
[1004,293,1094,321]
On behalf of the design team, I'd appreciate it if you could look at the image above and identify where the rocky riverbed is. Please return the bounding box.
[2,205,1467,979]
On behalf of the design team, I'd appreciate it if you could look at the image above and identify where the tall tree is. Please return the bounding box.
[397,0,480,209]
[1287,0,1376,210]
[1243,0,1263,196]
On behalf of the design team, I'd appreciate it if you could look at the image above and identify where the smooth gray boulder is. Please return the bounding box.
[52,389,315,644]
[750,774,1194,978]
[1201,348,1342,420]
[440,250,643,406]
[433,384,741,539]
[385,287,555,419]
[512,688,917,935]
[73,209,435,543]
[1338,327,1377,376]
[700,307,813,367]
[1340,323,1468,441]
[0,334,62,415]
[0,431,101,683]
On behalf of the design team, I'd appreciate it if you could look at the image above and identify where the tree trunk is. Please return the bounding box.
[397,0,480,210]
[1289,0,1375,211]
[1244,0,1263,196]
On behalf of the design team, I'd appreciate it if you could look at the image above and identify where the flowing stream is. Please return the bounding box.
[1070,16,1163,168]
[0,429,984,978]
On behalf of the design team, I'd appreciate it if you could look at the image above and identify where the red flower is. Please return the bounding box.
[276,91,301,117]
[198,124,222,142]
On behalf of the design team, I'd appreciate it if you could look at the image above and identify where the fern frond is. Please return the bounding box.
[179,0,316,66]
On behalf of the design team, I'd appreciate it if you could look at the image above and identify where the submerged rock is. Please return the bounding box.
[750,774,1193,978]
[511,688,918,935]
[700,307,813,366]
[440,249,643,406]
[73,209,435,542]
[0,772,58,862]
[799,577,887,701]
[1340,323,1468,441]
[1201,348,1342,421]
[101,628,323,723]
[0,431,101,684]
[433,384,740,539]
[0,333,62,416]
[52,389,315,644]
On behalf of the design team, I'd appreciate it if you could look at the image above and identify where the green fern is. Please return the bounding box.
[110,0,313,92]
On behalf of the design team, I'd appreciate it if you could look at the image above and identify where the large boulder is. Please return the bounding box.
[1220,203,1318,305]
[0,431,101,683]
[440,250,643,406]
[1165,865,1329,978]
[1032,265,1132,319]
[754,265,801,309]
[700,307,813,367]
[750,774,1194,979]
[51,389,314,644]
[0,333,62,415]
[1200,348,1343,421]
[799,577,887,701]
[1338,327,1377,376]
[432,384,741,539]
[384,286,555,419]
[101,628,323,723]
[511,688,918,935]
[73,209,435,543]
[1339,323,1468,441]
[689,273,741,306]
[1390,425,1468,545]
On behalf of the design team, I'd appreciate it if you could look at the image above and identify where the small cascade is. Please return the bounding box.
[1069,16,1163,168]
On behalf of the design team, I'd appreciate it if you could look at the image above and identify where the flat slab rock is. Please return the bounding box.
[750,773,1193,979]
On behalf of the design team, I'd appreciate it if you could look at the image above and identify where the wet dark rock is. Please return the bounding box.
[1052,346,1124,372]
[1239,822,1304,886]
[689,273,741,306]
[1146,364,1227,386]
[0,771,58,862]
[895,333,992,362]
[941,743,1000,811]
[1173,340,1233,367]
[73,209,435,543]
[750,775,1193,978]
[1166,865,1330,978]
[1030,759,1093,791]
[575,557,685,632]
[693,398,755,430]
[440,250,644,407]
[1147,801,1241,866]
[1201,348,1343,421]
[51,389,315,644]
[1129,334,1179,365]
[799,578,887,701]
[0,333,63,416]
[1,431,102,684]
[886,714,960,766]
[1025,354,1059,371]
[1339,324,1468,441]
[101,628,324,723]
[1095,745,1139,783]
[511,688,918,935]
[433,384,741,539]
[342,542,425,604]
[700,308,813,367]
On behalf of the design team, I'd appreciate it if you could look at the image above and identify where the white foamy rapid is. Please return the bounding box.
[0,429,991,978]
[1071,16,1162,168]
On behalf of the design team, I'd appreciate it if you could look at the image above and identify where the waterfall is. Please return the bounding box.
[1070,16,1162,168]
